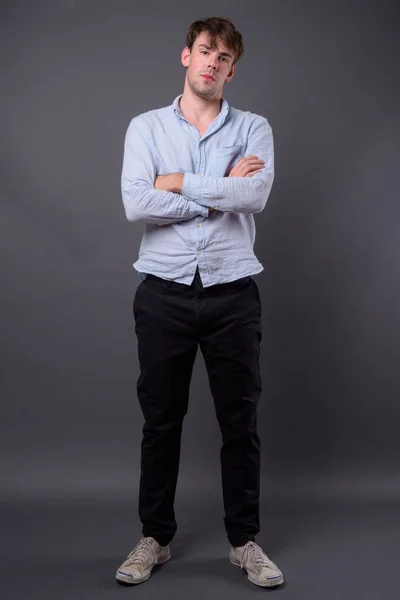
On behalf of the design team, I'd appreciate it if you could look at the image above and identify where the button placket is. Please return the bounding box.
[195,218,204,256]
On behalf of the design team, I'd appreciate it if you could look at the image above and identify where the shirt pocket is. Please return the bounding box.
[207,144,244,177]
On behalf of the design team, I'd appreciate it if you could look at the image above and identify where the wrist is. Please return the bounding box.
[173,173,184,194]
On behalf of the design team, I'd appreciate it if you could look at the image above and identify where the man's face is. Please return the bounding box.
[181,31,236,100]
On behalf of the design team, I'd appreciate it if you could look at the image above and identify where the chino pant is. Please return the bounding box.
[133,268,262,548]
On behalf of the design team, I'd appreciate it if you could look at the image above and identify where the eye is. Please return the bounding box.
[200,50,208,55]
[221,57,228,62]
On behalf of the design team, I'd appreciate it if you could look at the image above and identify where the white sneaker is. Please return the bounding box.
[229,541,284,587]
[116,536,171,585]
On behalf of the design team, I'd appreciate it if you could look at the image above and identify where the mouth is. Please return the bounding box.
[201,74,215,82]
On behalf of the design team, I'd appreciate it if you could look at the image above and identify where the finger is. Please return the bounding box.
[237,155,260,165]
[241,164,265,176]
[241,160,265,169]
[237,161,264,174]
[244,171,262,177]
[247,158,265,164]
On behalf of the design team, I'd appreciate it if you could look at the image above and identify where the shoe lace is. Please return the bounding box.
[240,542,274,571]
[126,538,155,566]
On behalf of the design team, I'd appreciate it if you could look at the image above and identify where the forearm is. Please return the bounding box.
[182,171,274,214]
[121,180,209,225]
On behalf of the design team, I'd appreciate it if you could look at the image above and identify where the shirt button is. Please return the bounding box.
[197,250,201,255]
[197,172,201,176]
[195,223,200,228]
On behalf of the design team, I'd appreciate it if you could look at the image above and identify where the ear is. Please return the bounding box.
[181,47,191,68]
[225,63,236,83]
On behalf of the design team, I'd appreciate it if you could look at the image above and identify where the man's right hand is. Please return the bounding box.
[228,156,265,178]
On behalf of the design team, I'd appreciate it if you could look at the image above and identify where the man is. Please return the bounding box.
[116,16,284,588]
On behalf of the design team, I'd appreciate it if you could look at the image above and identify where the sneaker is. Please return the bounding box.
[116,536,171,585]
[229,541,284,587]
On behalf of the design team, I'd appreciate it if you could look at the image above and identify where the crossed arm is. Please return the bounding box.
[155,155,265,193]
[121,117,274,225]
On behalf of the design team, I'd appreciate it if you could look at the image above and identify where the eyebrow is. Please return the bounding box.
[198,44,233,59]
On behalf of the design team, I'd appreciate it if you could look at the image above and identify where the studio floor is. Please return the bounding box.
[1,487,399,600]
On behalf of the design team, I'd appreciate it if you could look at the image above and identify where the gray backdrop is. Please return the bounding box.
[1,1,400,597]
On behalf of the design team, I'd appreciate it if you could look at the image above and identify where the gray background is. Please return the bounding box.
[1,0,400,598]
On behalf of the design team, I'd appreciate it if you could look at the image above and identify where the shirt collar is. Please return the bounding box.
[172,94,230,123]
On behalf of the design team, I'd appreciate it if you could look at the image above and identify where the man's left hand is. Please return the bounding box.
[155,173,184,194]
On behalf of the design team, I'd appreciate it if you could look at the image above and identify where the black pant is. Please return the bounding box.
[133,269,262,548]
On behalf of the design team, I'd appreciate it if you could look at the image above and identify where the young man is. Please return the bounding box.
[116,16,284,588]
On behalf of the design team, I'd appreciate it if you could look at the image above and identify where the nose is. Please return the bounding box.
[207,55,218,70]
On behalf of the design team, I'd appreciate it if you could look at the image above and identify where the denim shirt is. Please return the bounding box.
[121,95,274,287]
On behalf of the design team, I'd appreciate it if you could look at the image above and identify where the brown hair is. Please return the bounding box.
[186,17,244,64]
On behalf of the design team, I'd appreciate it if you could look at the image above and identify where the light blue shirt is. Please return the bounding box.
[121,95,274,287]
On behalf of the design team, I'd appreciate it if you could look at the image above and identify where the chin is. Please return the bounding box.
[199,91,216,100]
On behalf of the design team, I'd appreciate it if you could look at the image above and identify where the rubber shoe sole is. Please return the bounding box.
[229,555,284,587]
[116,552,171,585]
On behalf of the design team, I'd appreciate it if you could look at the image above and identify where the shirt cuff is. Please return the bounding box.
[183,172,201,202]
[186,197,209,218]
[183,173,222,210]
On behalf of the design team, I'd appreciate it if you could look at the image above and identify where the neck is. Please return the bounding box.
[179,83,222,125]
